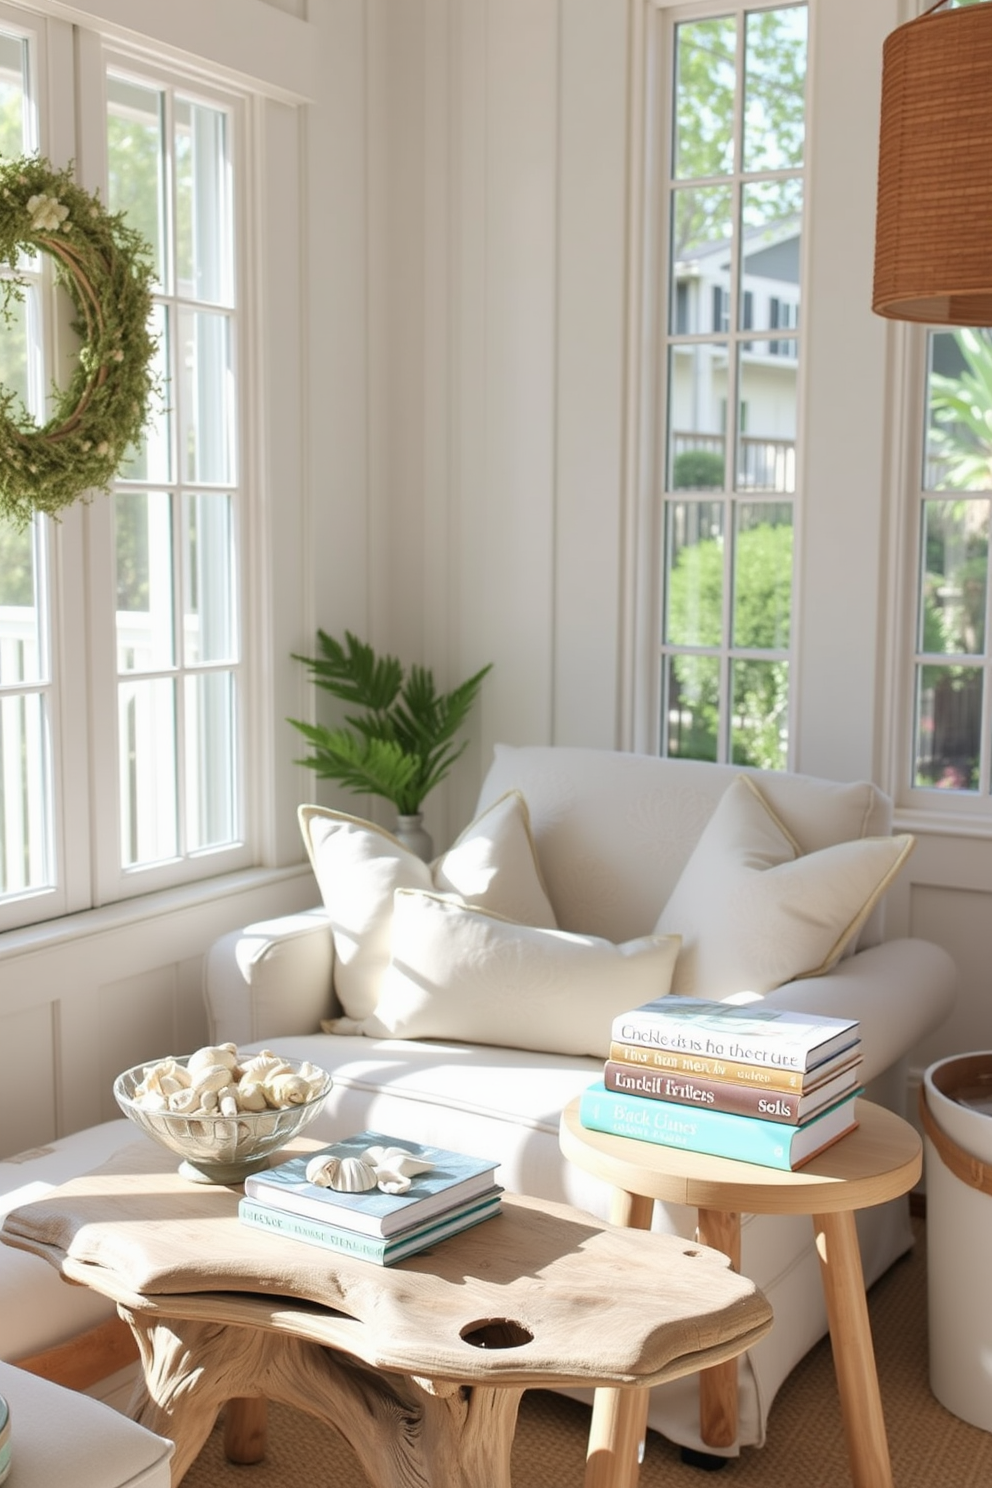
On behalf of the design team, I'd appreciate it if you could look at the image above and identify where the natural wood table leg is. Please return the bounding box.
[584,1188,655,1488]
[224,1397,268,1463]
[696,1208,741,1450]
[121,1307,525,1488]
[813,1210,894,1488]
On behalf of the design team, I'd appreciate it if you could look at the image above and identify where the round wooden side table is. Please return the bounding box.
[559,1096,921,1488]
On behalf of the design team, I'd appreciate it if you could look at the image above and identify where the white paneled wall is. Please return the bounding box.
[0,870,316,1159]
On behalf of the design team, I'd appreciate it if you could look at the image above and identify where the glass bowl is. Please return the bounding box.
[114,1054,333,1184]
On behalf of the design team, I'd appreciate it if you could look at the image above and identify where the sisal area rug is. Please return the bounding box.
[182,1220,992,1487]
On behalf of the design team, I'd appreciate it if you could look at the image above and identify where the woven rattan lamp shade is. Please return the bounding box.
[873,1,992,325]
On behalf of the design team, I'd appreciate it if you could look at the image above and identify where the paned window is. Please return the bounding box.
[106,75,241,871]
[656,2,806,769]
[0,14,250,928]
[911,327,992,797]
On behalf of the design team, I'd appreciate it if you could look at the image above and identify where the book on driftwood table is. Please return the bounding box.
[559,1095,922,1488]
[0,1138,772,1488]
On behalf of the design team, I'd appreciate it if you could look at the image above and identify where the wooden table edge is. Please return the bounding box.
[559,1096,922,1216]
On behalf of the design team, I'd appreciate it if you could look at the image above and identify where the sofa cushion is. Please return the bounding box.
[475,744,891,944]
[653,775,915,999]
[0,1360,173,1488]
[299,790,557,1021]
[329,890,681,1057]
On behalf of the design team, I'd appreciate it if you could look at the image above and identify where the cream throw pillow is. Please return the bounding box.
[654,775,915,999]
[299,790,557,1022]
[345,890,681,1057]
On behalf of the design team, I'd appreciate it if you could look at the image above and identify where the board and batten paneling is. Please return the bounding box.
[0,869,317,1160]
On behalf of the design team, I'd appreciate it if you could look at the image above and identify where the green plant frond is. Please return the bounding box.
[292,630,404,712]
[289,723,423,812]
[290,638,491,813]
[393,663,493,751]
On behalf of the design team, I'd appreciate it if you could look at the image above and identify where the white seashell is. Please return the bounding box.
[362,1145,433,1179]
[167,1087,199,1114]
[137,1091,168,1113]
[187,1045,239,1076]
[218,1086,239,1117]
[190,1062,231,1093]
[236,1081,268,1112]
[305,1155,378,1192]
[262,1073,312,1107]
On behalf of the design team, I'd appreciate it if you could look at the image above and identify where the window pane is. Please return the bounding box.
[119,676,178,866]
[670,186,733,334]
[740,181,803,333]
[664,654,719,761]
[0,690,51,893]
[0,32,31,159]
[925,329,992,492]
[175,99,232,305]
[117,303,171,482]
[920,500,989,657]
[743,7,807,173]
[665,501,724,646]
[732,658,788,769]
[667,345,728,489]
[178,307,235,484]
[185,670,235,849]
[116,492,174,673]
[733,503,792,649]
[0,283,43,421]
[914,664,981,792]
[673,17,736,180]
[737,344,797,493]
[184,493,235,664]
[106,77,166,289]
[0,517,42,685]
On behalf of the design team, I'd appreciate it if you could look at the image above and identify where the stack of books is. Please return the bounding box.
[579,996,864,1171]
[239,1130,502,1264]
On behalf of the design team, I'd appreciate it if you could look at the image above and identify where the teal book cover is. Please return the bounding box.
[578,1081,860,1171]
[238,1192,503,1264]
[244,1131,501,1236]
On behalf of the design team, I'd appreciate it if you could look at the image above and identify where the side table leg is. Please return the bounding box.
[696,1209,741,1450]
[224,1397,268,1463]
[584,1189,655,1488]
[812,1210,894,1488]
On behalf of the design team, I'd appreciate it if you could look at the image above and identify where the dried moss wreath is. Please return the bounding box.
[0,155,157,526]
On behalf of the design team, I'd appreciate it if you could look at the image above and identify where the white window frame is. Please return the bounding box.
[0,1,309,931]
[630,0,808,766]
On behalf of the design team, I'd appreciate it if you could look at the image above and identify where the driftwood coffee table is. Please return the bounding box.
[2,1140,772,1488]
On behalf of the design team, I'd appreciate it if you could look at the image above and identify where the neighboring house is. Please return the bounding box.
[670,219,800,491]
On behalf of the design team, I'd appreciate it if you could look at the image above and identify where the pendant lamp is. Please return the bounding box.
[873,0,992,325]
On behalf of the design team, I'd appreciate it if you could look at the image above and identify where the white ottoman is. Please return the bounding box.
[0,1360,172,1487]
[0,1121,143,1406]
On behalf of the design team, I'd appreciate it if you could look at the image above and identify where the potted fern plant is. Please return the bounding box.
[289,630,492,859]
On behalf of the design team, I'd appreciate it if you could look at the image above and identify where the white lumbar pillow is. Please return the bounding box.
[653,774,915,999]
[299,790,557,1022]
[340,889,681,1058]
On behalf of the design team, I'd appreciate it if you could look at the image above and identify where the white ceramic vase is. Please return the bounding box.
[394,813,434,862]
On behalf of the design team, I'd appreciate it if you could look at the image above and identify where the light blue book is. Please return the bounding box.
[578,1080,861,1171]
[244,1130,501,1236]
[238,1191,503,1265]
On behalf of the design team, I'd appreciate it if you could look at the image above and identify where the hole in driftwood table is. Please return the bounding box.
[459,1318,534,1349]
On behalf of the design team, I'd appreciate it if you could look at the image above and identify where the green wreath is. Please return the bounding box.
[0,155,157,526]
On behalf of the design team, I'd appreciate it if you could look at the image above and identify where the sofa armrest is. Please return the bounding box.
[761,937,957,1086]
[203,907,336,1046]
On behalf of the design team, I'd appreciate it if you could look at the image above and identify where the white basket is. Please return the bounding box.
[922,1052,992,1432]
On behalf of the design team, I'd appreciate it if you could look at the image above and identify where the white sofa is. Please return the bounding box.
[201,744,956,1456]
[0,1360,173,1487]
